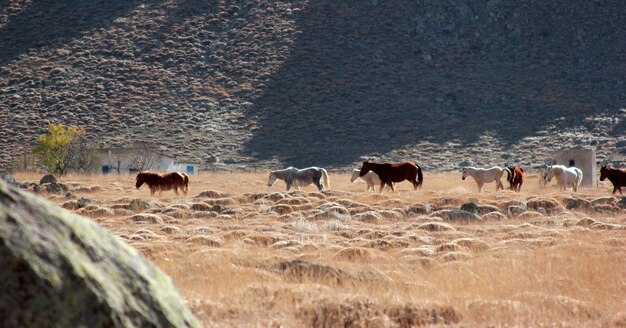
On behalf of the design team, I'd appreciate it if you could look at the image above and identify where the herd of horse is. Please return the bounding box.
[135,162,626,196]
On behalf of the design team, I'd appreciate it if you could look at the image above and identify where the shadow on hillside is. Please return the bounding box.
[242,1,623,168]
[0,0,162,66]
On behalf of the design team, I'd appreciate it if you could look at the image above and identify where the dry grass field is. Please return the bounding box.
[13,171,626,327]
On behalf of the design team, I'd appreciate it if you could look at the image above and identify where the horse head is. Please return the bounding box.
[267,171,277,186]
[359,161,371,177]
[599,164,608,181]
[350,169,361,183]
[545,165,559,182]
[461,167,469,180]
[135,172,145,189]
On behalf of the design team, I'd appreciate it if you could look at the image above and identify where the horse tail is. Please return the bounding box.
[576,169,583,188]
[416,165,423,189]
[321,169,330,189]
[182,173,189,194]
[504,167,512,183]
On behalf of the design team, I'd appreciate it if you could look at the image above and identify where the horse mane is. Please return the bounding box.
[416,164,423,188]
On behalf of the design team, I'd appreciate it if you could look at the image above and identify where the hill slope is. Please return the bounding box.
[1,0,624,172]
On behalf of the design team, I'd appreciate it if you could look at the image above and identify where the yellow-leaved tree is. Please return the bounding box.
[32,124,85,175]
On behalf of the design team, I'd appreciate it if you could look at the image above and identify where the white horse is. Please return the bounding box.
[544,165,583,192]
[350,169,390,191]
[461,166,505,192]
[268,166,330,191]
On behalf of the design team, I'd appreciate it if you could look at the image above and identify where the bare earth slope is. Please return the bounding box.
[1,0,625,172]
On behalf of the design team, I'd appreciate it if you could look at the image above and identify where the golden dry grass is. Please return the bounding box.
[13,171,626,327]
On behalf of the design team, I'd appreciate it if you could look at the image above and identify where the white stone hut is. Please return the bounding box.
[554,147,596,187]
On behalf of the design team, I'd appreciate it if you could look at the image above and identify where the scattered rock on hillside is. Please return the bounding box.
[562,197,592,212]
[0,181,200,327]
[527,198,565,215]
[196,190,229,199]
[417,221,455,232]
[460,202,478,214]
[405,203,431,215]
[39,174,57,184]
[482,211,507,221]
[77,197,92,209]
[2,174,16,185]
[616,197,626,209]
[507,205,527,217]
[431,210,481,223]
[43,182,69,194]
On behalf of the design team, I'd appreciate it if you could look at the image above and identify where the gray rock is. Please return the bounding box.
[618,197,626,209]
[405,203,430,215]
[39,174,57,184]
[563,197,592,211]
[2,174,16,185]
[206,154,219,163]
[0,181,200,327]
[431,209,481,222]
[460,202,478,214]
[476,204,500,215]
[77,197,92,209]
[44,182,68,194]
[507,205,527,217]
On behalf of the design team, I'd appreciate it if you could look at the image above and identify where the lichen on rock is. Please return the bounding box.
[0,181,200,328]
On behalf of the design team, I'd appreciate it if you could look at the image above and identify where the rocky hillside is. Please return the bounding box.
[1,0,624,172]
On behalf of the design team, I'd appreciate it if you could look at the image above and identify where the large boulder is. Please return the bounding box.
[39,174,57,184]
[0,181,200,328]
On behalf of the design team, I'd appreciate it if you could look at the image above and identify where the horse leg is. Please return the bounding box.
[174,187,179,195]
[477,182,483,192]
[388,180,395,192]
[379,181,385,193]
[496,179,503,191]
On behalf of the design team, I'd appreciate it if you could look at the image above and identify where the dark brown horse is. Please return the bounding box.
[359,160,423,192]
[504,166,524,192]
[135,171,189,195]
[599,165,626,195]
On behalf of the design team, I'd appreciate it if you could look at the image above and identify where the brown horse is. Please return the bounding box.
[359,160,423,193]
[135,171,189,195]
[505,166,524,192]
[599,165,626,195]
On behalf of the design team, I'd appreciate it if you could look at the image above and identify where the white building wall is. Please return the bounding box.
[156,157,175,171]
[168,163,198,174]
[554,148,596,187]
